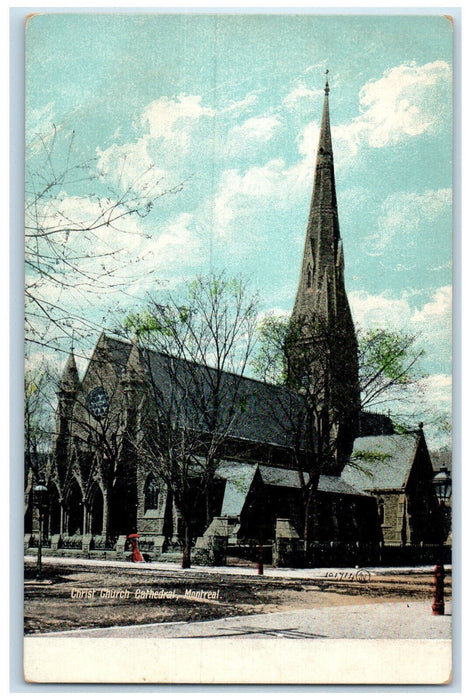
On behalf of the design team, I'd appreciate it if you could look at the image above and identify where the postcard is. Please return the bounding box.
[23,12,453,685]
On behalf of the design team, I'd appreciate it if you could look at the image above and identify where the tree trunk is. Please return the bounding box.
[303,490,311,564]
[205,489,212,529]
[181,518,191,569]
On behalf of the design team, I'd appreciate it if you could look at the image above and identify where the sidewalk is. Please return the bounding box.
[24,555,451,580]
[35,599,452,639]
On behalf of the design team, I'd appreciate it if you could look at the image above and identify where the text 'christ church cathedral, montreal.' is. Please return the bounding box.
[25,78,444,567]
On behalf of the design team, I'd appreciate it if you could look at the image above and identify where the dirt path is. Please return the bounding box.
[24,561,451,635]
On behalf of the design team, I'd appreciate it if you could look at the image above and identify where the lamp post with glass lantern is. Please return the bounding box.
[33,480,48,578]
[431,465,452,615]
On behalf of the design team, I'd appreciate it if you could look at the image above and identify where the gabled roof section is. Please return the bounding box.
[215,461,369,517]
[80,333,133,388]
[257,464,368,497]
[342,434,421,492]
[93,335,308,451]
[216,462,258,516]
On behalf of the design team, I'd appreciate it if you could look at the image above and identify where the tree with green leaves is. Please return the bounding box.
[253,311,361,545]
[123,272,260,568]
[358,328,425,415]
[252,314,429,547]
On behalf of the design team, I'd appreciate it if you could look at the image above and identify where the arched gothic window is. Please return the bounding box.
[144,474,159,511]
[306,265,312,289]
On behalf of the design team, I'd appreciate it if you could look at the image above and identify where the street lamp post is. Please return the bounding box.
[432,466,452,616]
[33,481,48,579]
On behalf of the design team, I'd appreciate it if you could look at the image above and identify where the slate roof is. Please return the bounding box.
[101,335,308,451]
[216,462,258,516]
[258,464,368,497]
[214,461,368,516]
[318,475,368,497]
[341,434,421,492]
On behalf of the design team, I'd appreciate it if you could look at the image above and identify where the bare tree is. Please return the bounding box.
[24,363,58,485]
[25,127,183,353]
[124,272,260,567]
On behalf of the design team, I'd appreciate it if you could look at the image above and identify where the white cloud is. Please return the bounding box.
[368,188,452,255]
[418,374,452,407]
[211,118,319,240]
[297,121,320,159]
[411,285,452,326]
[225,115,281,155]
[25,103,58,153]
[212,156,310,238]
[350,290,412,329]
[350,286,452,372]
[221,92,258,116]
[97,93,215,194]
[145,212,203,272]
[333,61,451,158]
[96,138,167,194]
[25,188,205,352]
[417,373,452,448]
[209,62,451,242]
[140,94,215,150]
[283,81,323,111]
[350,287,452,446]
[411,286,452,364]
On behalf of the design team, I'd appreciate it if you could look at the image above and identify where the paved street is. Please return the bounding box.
[35,599,451,640]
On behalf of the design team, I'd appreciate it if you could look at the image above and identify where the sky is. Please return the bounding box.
[24,12,453,447]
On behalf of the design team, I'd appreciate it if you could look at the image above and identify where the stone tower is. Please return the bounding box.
[54,351,80,480]
[290,75,360,474]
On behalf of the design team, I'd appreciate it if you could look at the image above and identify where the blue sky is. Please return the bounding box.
[25,13,453,446]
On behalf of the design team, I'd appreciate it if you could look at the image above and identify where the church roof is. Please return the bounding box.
[342,434,422,492]
[258,464,368,496]
[59,351,79,391]
[217,462,258,516]
[215,461,369,517]
[99,334,308,452]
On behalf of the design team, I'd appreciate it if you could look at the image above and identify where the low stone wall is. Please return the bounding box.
[24,531,452,568]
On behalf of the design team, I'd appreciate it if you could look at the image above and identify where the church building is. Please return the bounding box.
[25,78,443,565]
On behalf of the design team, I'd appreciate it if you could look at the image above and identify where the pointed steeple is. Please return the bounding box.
[290,75,360,474]
[59,352,80,394]
[293,72,345,321]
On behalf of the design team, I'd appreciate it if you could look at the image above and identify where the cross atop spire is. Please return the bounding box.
[324,68,330,95]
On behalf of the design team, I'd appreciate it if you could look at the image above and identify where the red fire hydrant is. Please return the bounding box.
[432,563,445,615]
[127,533,144,563]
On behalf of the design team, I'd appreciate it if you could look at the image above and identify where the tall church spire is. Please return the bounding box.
[293,71,345,321]
[290,76,360,474]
